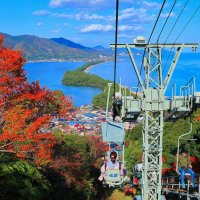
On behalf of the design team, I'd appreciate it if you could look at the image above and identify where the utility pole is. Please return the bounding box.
[110,42,198,200]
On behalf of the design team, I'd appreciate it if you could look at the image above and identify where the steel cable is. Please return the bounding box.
[113,0,119,98]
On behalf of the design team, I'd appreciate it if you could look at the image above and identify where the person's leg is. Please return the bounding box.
[185,168,195,187]
[179,168,185,188]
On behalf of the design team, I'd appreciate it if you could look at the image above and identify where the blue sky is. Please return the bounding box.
[0,0,200,48]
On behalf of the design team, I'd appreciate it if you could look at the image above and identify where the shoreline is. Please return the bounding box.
[27,58,112,64]
[83,61,110,73]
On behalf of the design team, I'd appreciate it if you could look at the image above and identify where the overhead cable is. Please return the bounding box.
[157,0,178,44]
[163,1,199,74]
[113,0,119,98]
[150,0,178,84]
[174,3,200,42]
[164,0,190,44]
[147,0,167,44]
[163,0,190,74]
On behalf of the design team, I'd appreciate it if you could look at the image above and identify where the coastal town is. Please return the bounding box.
[47,62,141,135]
[45,105,138,136]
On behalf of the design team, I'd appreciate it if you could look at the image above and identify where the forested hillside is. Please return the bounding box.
[125,109,200,172]
[0,34,112,200]
[62,60,123,108]
[62,60,108,90]
[1,33,200,199]
[1,33,110,61]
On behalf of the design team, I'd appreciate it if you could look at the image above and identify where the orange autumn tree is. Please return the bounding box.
[196,114,200,122]
[0,35,72,164]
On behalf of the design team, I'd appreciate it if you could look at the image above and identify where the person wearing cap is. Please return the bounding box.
[98,151,126,182]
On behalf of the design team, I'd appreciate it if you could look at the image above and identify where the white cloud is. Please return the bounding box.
[121,8,146,15]
[49,0,102,8]
[142,1,161,9]
[118,25,142,31]
[112,7,154,24]
[79,24,142,33]
[37,22,44,27]
[48,0,157,25]
[80,14,105,20]
[118,33,133,39]
[33,10,51,16]
[49,0,70,7]
[49,0,127,9]
[119,12,136,21]
[52,13,71,18]
[80,24,114,33]
[160,12,175,18]
[52,12,105,21]
[121,0,135,2]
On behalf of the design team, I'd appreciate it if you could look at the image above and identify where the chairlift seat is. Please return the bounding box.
[101,121,125,143]
[122,111,140,122]
[104,169,123,186]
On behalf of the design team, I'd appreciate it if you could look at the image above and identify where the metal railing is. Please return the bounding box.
[162,174,200,199]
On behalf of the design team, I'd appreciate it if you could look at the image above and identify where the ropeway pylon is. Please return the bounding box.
[110,41,199,200]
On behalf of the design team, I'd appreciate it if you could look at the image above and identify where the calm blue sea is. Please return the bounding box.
[23,62,101,107]
[88,53,200,97]
[24,52,200,107]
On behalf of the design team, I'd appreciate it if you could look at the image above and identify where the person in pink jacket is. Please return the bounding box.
[98,151,126,182]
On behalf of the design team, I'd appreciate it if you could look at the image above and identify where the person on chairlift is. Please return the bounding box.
[178,152,195,188]
[98,151,126,182]
[112,97,122,121]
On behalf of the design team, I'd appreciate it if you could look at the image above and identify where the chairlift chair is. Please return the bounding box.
[122,111,140,123]
[103,169,124,187]
[101,120,126,187]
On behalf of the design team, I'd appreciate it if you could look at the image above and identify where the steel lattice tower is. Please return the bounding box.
[110,42,198,200]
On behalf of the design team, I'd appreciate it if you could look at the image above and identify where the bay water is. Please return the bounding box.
[24,52,200,107]
[24,62,101,107]
[89,53,200,96]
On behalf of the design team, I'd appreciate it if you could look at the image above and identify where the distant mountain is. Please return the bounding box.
[93,46,113,55]
[51,37,94,52]
[0,33,110,61]
[92,45,144,56]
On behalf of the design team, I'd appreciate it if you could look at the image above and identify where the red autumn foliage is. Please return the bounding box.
[49,134,106,191]
[195,114,200,122]
[0,34,72,165]
[162,156,200,175]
